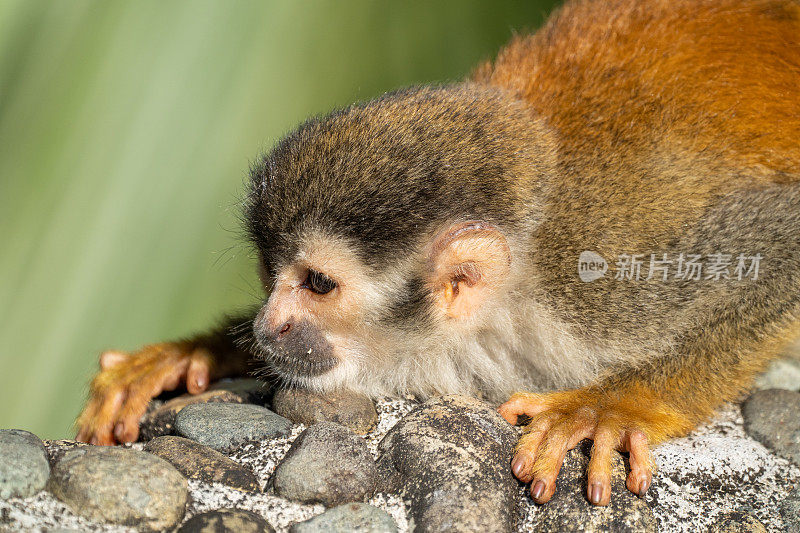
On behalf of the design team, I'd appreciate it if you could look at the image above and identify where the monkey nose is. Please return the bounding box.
[275,320,292,340]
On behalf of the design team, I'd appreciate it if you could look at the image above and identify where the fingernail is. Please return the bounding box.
[532,480,546,500]
[114,423,124,440]
[511,455,528,478]
[196,376,207,388]
[637,479,649,498]
[588,482,602,504]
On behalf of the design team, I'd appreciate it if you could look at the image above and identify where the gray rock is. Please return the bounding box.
[174,403,292,451]
[273,422,377,506]
[290,503,397,533]
[534,445,656,533]
[742,389,800,464]
[139,389,245,441]
[0,429,50,500]
[48,446,187,530]
[754,358,800,391]
[707,510,767,533]
[144,436,260,492]
[782,483,800,533]
[178,508,274,533]
[273,388,378,435]
[376,395,519,533]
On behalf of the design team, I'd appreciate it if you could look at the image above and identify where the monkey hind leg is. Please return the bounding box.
[498,386,675,506]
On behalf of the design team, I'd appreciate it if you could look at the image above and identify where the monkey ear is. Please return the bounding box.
[428,221,512,320]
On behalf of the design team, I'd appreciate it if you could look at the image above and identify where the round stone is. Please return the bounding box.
[174,403,292,451]
[178,508,274,533]
[290,503,397,533]
[273,388,378,434]
[139,389,245,441]
[0,429,50,500]
[742,389,800,464]
[273,422,377,506]
[144,436,260,492]
[48,446,188,530]
[375,395,520,533]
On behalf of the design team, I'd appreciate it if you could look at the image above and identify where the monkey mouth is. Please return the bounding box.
[254,341,338,379]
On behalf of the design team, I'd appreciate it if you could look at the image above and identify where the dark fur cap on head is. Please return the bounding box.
[245,83,554,273]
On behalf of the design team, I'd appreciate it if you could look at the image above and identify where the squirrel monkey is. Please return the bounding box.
[77,0,800,507]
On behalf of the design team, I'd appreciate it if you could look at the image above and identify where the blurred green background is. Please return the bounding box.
[0,0,561,439]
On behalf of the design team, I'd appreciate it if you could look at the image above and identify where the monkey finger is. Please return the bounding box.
[114,359,187,443]
[498,392,549,425]
[529,417,593,504]
[113,388,154,444]
[512,414,557,482]
[623,430,653,497]
[99,350,130,370]
[88,388,125,446]
[186,351,212,395]
[531,412,595,503]
[75,399,101,443]
[586,427,620,506]
[528,437,569,504]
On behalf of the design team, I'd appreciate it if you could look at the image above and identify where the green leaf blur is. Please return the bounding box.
[0,0,559,438]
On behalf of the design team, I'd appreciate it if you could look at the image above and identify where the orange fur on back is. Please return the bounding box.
[475,0,800,180]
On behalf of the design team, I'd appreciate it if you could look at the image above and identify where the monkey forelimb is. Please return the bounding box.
[75,315,254,445]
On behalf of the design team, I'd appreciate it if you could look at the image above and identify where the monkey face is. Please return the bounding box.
[250,223,515,394]
[250,233,380,388]
[244,84,550,396]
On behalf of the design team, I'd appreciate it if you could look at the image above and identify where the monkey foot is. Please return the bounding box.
[75,342,213,445]
[498,390,654,506]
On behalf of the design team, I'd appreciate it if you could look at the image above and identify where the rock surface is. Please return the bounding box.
[290,503,397,533]
[273,422,377,506]
[48,447,188,530]
[376,395,519,533]
[707,510,767,533]
[2,394,799,532]
[273,388,378,434]
[642,403,798,532]
[0,430,50,500]
[782,483,800,533]
[741,388,800,464]
[533,444,656,533]
[144,436,260,492]
[139,390,245,441]
[177,508,274,533]
[175,403,292,451]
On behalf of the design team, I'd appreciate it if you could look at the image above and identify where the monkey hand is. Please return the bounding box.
[75,342,213,445]
[498,386,687,506]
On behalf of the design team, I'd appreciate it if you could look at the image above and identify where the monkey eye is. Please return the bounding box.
[301,268,337,295]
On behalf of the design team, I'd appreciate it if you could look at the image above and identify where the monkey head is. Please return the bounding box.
[245,84,556,399]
